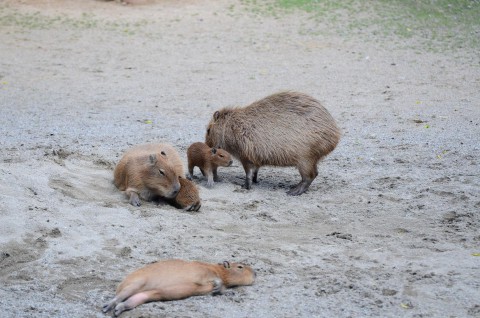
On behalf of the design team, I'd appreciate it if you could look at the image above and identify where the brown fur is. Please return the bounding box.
[167,177,201,212]
[187,142,233,187]
[102,259,255,317]
[205,91,341,195]
[114,143,184,206]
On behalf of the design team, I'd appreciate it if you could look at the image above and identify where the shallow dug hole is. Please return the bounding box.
[47,158,120,206]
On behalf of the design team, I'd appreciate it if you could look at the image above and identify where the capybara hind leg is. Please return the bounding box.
[114,291,155,317]
[103,284,142,314]
[102,297,117,313]
[287,163,318,196]
[241,160,255,189]
[116,282,217,315]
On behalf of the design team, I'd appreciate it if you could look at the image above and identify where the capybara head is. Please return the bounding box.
[205,110,232,150]
[210,147,233,167]
[174,177,201,212]
[221,261,256,287]
[145,153,181,199]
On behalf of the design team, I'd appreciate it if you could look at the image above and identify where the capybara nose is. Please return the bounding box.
[172,183,181,195]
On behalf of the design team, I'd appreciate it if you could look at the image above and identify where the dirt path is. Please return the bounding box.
[1,1,479,317]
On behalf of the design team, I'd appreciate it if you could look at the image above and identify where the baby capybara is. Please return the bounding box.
[205,91,340,195]
[103,259,255,317]
[187,142,233,187]
[168,177,201,211]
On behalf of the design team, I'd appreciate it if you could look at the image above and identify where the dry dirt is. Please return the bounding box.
[0,0,479,317]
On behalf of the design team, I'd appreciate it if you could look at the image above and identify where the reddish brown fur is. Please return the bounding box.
[187,142,233,187]
[205,91,341,195]
[168,177,201,212]
[102,259,255,317]
[114,143,184,206]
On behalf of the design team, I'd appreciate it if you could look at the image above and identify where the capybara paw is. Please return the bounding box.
[129,197,141,207]
[185,203,201,212]
[114,303,126,317]
[287,187,305,196]
[102,302,113,313]
[206,180,214,188]
[211,278,224,295]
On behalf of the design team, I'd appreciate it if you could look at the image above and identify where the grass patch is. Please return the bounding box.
[242,0,480,51]
[0,5,150,35]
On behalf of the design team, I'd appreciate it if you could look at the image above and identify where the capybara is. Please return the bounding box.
[187,142,233,187]
[102,259,256,317]
[114,143,184,206]
[205,91,340,195]
[167,177,201,211]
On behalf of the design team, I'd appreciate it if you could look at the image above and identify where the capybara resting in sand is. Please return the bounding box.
[187,142,233,187]
[167,177,201,211]
[205,91,340,195]
[114,143,184,206]
[102,259,256,317]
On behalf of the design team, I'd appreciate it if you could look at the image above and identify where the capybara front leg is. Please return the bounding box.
[206,172,214,188]
[125,188,141,206]
[187,163,194,180]
[241,160,255,189]
[252,166,260,183]
[212,166,220,182]
[287,163,318,196]
[211,278,226,295]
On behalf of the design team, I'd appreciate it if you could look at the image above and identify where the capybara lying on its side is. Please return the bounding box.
[205,91,340,195]
[114,143,184,206]
[187,142,233,188]
[102,259,255,317]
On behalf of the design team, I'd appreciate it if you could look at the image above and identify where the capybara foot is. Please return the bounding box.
[129,196,141,207]
[242,182,252,190]
[114,303,127,317]
[206,179,214,188]
[102,300,115,313]
[287,182,309,196]
[184,203,201,212]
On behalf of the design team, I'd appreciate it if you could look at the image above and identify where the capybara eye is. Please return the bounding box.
[158,169,165,176]
[237,265,244,269]
[219,155,224,158]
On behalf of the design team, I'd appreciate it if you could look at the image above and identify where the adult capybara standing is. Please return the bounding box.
[205,91,340,195]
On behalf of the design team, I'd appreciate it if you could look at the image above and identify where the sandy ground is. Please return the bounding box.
[1,0,479,317]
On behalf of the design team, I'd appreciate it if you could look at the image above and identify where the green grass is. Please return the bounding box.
[242,0,480,51]
[0,5,150,35]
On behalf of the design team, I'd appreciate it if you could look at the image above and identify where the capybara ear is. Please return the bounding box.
[213,111,220,120]
[211,148,217,155]
[149,154,157,165]
[223,261,231,269]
